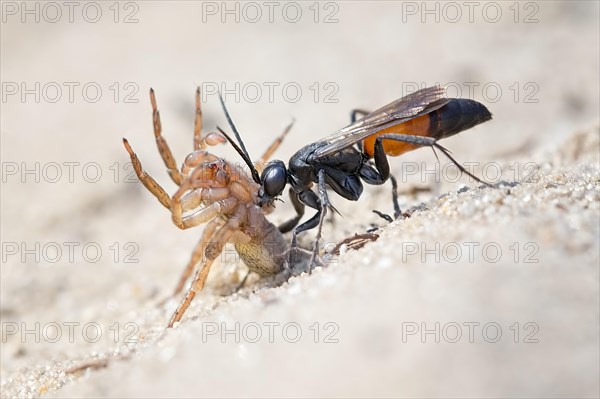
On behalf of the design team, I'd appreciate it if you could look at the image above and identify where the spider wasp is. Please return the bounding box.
[218,85,492,264]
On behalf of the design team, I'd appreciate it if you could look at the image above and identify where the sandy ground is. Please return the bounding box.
[1,1,599,398]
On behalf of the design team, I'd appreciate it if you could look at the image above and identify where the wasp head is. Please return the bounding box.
[259,160,288,206]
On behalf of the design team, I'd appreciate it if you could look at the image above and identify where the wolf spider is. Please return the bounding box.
[123,88,292,327]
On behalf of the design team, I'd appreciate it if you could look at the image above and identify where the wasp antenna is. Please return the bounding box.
[216,126,261,184]
[218,92,253,162]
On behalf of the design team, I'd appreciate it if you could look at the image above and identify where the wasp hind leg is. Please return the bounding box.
[370,174,401,222]
[389,175,401,218]
[351,109,403,220]
[369,134,490,222]
[373,133,490,189]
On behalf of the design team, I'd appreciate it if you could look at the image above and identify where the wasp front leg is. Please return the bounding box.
[308,169,331,268]
[286,180,331,270]
[277,188,305,233]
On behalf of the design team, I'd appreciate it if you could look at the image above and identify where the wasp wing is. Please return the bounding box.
[313,85,450,158]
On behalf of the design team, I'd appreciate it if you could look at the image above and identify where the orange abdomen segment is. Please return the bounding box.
[362,114,431,158]
[361,98,492,158]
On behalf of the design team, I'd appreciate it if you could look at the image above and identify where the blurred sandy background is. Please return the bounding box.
[1,1,599,398]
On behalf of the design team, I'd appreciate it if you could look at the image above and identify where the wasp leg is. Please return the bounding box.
[308,169,330,269]
[287,189,321,268]
[150,89,184,185]
[122,138,171,209]
[373,134,489,187]
[390,175,401,218]
[278,188,305,233]
[291,190,321,241]
[294,182,331,271]
[359,161,402,220]
[371,174,400,222]
[372,210,393,223]
[232,270,251,293]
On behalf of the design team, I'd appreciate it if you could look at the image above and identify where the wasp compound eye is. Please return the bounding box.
[261,160,287,198]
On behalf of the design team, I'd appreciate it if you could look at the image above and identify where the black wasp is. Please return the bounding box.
[217,85,492,261]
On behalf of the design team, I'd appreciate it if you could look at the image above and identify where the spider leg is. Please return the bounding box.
[171,184,235,229]
[149,89,184,185]
[255,120,294,172]
[169,186,245,299]
[168,254,214,327]
[193,87,203,150]
[122,138,171,209]
[179,189,202,212]
[171,218,222,297]
[181,151,220,176]
[168,204,247,327]
[180,187,230,213]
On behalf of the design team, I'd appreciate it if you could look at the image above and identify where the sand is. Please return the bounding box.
[1,2,599,398]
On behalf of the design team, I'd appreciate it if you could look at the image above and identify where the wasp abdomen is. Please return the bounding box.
[429,98,492,140]
[362,98,492,158]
